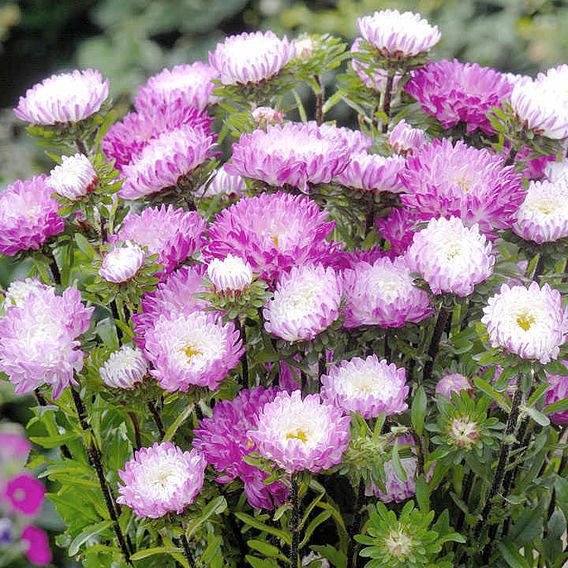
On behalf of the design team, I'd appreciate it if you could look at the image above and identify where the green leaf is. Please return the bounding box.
[235,513,292,545]
[30,432,80,449]
[245,556,280,568]
[68,520,113,556]
[310,545,347,568]
[508,507,543,545]
[186,496,227,539]
[247,539,281,558]
[415,475,430,513]
[130,547,180,561]
[74,233,97,260]
[391,440,407,482]
[473,377,508,410]
[497,541,531,568]
[523,406,550,427]
[300,510,332,547]
[544,397,568,416]
[163,404,195,442]
[411,387,427,437]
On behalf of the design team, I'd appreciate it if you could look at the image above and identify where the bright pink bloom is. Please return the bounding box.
[375,207,421,258]
[21,526,52,566]
[5,474,45,516]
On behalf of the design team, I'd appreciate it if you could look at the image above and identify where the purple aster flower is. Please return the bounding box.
[98,241,146,284]
[0,176,64,256]
[209,31,295,85]
[145,310,242,392]
[5,474,45,516]
[357,10,440,59]
[194,387,288,509]
[198,165,246,200]
[47,153,97,201]
[545,367,568,424]
[134,62,218,113]
[335,153,405,194]
[342,256,432,328]
[263,264,342,342]
[0,285,93,398]
[388,120,427,156]
[321,355,408,418]
[205,192,338,282]
[100,345,148,389]
[21,525,52,566]
[406,216,495,297]
[116,206,206,274]
[375,207,421,258]
[405,60,513,135]
[366,456,420,503]
[207,254,253,293]
[117,442,206,519]
[249,390,351,473]
[435,373,473,398]
[400,139,524,236]
[516,146,557,181]
[14,69,109,125]
[513,179,568,244]
[482,282,568,364]
[350,38,401,92]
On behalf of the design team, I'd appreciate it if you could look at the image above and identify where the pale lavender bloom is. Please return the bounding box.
[198,165,246,199]
[545,366,568,424]
[47,153,97,201]
[545,159,568,183]
[2,278,50,310]
[366,456,420,503]
[335,153,405,194]
[14,69,109,125]
[99,242,146,284]
[117,442,206,519]
[207,255,253,293]
[435,373,473,398]
[251,106,285,125]
[100,345,148,389]
[321,355,408,418]
[388,120,427,156]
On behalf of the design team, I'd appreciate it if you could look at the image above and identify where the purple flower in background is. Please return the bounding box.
[335,153,405,194]
[4,474,45,516]
[375,207,422,258]
[366,456,420,503]
[21,526,52,566]
[435,373,473,399]
[545,367,568,424]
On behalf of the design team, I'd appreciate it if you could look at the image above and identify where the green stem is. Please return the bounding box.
[147,401,165,439]
[381,70,395,134]
[422,307,449,384]
[179,532,197,568]
[347,479,366,567]
[288,474,301,567]
[314,75,324,125]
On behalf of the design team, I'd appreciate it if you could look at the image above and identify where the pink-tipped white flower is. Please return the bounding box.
[335,153,405,194]
[99,242,146,284]
[357,10,440,58]
[321,355,408,418]
[513,179,568,244]
[435,373,473,398]
[209,31,295,85]
[207,255,253,293]
[100,345,148,389]
[388,120,427,156]
[264,265,342,342]
[14,69,109,125]
[47,153,97,201]
[406,216,495,297]
[2,278,49,310]
[367,456,420,503]
[145,310,242,392]
[251,106,285,125]
[482,282,568,364]
[342,256,432,328]
[198,165,246,199]
[117,442,206,519]
[248,390,351,473]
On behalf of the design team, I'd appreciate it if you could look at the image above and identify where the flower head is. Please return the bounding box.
[264,264,341,342]
[47,153,97,201]
[117,442,206,518]
[366,456,419,503]
[321,355,408,418]
[249,390,351,473]
[0,176,64,256]
[335,153,405,194]
[14,69,108,125]
[5,474,45,516]
[99,241,146,284]
[100,345,148,389]
[194,387,288,509]
[400,139,524,235]
[21,526,52,566]
[545,368,568,424]
[207,254,253,293]
[482,282,567,364]
[198,165,246,200]
[435,373,473,398]
[406,216,495,297]
[209,31,294,85]
[0,429,31,463]
[545,158,568,183]
[2,278,49,310]
[388,120,427,156]
[375,207,421,259]
[251,106,285,125]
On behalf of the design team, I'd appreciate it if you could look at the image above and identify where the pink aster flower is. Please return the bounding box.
[342,256,432,328]
[134,62,218,113]
[513,179,568,244]
[263,264,341,342]
[321,355,408,418]
[207,254,253,293]
[0,286,93,398]
[400,139,524,236]
[375,207,421,258]
[194,387,288,509]
[366,456,420,503]
[4,474,45,516]
[117,442,206,519]
[14,69,108,125]
[335,153,405,194]
[21,526,52,566]
[145,310,242,392]
[0,176,64,256]
[318,123,373,153]
[0,430,31,463]
[357,10,440,59]
[209,31,295,85]
[99,241,146,284]
[350,38,401,92]
[227,122,351,192]
[2,278,50,309]
[406,216,495,297]
[205,192,338,282]
[482,282,568,364]
[198,165,246,200]
[133,266,209,348]
[249,390,351,473]
[117,206,206,274]
[435,373,473,398]
[405,60,513,135]
[388,120,427,156]
[100,345,148,389]
[545,368,568,424]
[119,124,215,200]
[47,153,97,201]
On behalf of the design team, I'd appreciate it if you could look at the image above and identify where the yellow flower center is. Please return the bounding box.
[272,235,279,248]
[286,430,308,444]
[183,344,202,361]
[516,312,536,331]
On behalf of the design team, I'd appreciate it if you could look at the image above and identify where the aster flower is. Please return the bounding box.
[545,369,568,424]
[134,62,218,113]
[400,139,524,235]
[375,207,421,259]
[194,387,288,509]
[326,246,385,272]
[21,526,52,566]
[209,31,295,86]
[205,192,338,282]
[117,206,206,274]
[0,286,93,398]
[513,179,568,244]
[207,254,253,293]
[357,10,440,59]
[406,216,495,297]
[435,373,473,399]
[0,430,31,463]
[263,264,342,342]
[545,158,568,183]
[227,122,351,192]
[0,176,64,256]
[100,345,148,389]
[198,165,246,200]
[14,69,109,125]
[47,153,97,201]
[117,442,206,519]
[481,282,567,364]
[249,390,351,473]
[145,310,242,392]
[335,153,405,194]
[251,106,285,125]
[351,38,401,92]
[366,456,419,503]
[119,124,215,200]
[5,474,45,516]
[342,256,432,328]
[405,60,513,135]
[318,123,373,153]
[388,120,427,156]
[98,241,146,284]
[2,278,49,310]
[321,355,408,418]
